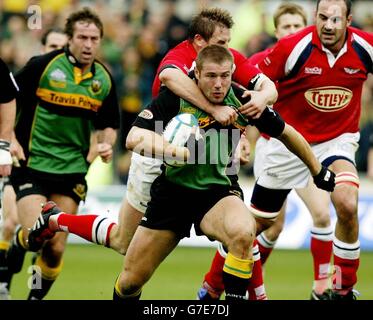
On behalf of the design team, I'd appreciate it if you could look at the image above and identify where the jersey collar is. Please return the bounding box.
[64,47,96,84]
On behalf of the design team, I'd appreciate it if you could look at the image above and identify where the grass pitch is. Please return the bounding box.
[9,244,373,300]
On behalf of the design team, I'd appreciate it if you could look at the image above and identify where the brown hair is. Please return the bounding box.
[273,2,307,28]
[196,44,233,71]
[188,7,234,42]
[64,7,104,39]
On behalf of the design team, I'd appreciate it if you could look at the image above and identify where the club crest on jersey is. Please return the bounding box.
[90,80,102,94]
[304,86,353,112]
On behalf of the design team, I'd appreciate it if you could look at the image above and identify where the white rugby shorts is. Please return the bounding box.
[126,152,162,213]
[254,132,359,189]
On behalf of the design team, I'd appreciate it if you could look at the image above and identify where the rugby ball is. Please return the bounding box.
[163,113,200,166]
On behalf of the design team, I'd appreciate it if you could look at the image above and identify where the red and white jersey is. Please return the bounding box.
[258,25,373,143]
[248,47,272,66]
[152,40,264,97]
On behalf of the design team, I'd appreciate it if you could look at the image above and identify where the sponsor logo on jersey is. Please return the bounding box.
[264,57,271,66]
[19,183,33,191]
[304,86,353,112]
[49,68,67,88]
[36,88,102,111]
[138,109,153,119]
[198,116,215,128]
[344,67,360,74]
[304,67,322,75]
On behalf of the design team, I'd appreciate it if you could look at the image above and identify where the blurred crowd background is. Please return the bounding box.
[1,0,373,187]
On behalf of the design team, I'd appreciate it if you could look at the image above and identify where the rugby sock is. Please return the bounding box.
[223,252,253,301]
[3,227,27,290]
[56,214,116,247]
[202,243,226,299]
[257,232,276,265]
[247,240,267,300]
[332,237,360,294]
[310,226,333,294]
[113,276,141,301]
[0,241,10,286]
[27,255,63,300]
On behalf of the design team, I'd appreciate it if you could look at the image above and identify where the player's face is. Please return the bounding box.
[43,32,68,54]
[316,0,352,53]
[196,60,232,104]
[275,13,306,40]
[68,22,101,67]
[206,26,231,48]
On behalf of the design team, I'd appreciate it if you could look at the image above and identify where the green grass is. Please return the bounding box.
[9,244,373,300]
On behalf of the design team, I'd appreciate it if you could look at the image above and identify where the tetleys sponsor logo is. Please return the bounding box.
[304,86,353,112]
[138,109,153,119]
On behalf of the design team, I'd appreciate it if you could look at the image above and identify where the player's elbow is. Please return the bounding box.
[159,67,179,85]
[125,127,140,151]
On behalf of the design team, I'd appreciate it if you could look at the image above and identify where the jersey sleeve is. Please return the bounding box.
[257,39,289,81]
[133,89,180,134]
[251,107,285,137]
[151,47,192,97]
[15,52,58,110]
[230,48,264,90]
[0,58,18,103]
[94,76,120,130]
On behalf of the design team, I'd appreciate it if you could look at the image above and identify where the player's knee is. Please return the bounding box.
[333,196,357,226]
[228,228,256,253]
[311,210,330,227]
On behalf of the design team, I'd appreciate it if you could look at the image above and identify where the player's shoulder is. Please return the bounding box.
[349,26,373,43]
[166,40,194,58]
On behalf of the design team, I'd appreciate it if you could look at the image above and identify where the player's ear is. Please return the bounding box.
[346,14,352,27]
[195,67,200,81]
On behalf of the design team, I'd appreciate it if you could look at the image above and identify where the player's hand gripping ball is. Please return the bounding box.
[163,113,201,166]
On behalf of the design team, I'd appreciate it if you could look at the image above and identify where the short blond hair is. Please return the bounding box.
[273,3,307,28]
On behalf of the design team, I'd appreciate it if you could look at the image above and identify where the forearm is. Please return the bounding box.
[126,126,188,161]
[277,124,321,176]
[160,68,215,114]
[0,99,16,142]
[257,77,278,106]
[96,127,117,146]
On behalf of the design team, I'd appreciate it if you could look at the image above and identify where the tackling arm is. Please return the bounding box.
[159,68,237,125]
[277,124,335,191]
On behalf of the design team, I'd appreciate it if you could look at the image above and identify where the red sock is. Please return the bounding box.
[256,233,275,266]
[310,237,333,280]
[332,238,360,291]
[57,214,116,246]
[247,240,267,300]
[204,247,225,294]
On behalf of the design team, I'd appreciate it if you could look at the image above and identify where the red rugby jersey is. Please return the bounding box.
[151,40,262,97]
[258,25,373,143]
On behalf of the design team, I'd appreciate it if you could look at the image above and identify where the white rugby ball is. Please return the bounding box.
[163,113,200,166]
